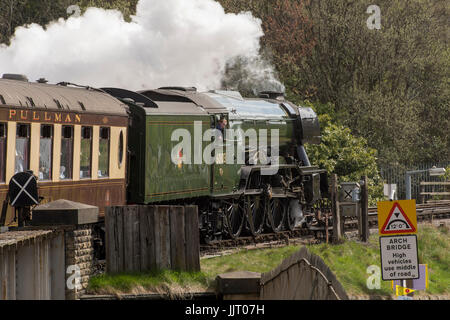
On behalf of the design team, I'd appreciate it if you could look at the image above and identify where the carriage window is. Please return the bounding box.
[15,124,30,174]
[60,126,73,180]
[80,126,92,179]
[39,125,53,181]
[0,123,6,182]
[98,127,110,178]
[118,130,124,168]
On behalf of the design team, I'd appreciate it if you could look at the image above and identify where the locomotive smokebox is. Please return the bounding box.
[297,107,321,145]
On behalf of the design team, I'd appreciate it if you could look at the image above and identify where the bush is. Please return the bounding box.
[304,102,385,205]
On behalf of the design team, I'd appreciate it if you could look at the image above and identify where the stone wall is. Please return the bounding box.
[64,224,96,300]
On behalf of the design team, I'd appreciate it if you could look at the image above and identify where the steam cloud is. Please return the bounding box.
[0,0,282,92]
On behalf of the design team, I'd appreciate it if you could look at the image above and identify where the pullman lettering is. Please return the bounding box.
[8,109,82,124]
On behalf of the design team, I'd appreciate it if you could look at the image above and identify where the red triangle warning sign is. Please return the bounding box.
[381,202,416,234]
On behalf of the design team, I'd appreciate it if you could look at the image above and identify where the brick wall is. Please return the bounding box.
[64,224,96,300]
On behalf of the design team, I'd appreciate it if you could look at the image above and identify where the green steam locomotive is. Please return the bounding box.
[103,86,328,242]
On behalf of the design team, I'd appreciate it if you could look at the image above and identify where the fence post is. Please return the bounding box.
[185,206,200,272]
[331,174,342,243]
[169,206,186,271]
[105,206,120,274]
[360,176,369,242]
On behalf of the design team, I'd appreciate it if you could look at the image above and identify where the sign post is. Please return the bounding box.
[377,200,419,299]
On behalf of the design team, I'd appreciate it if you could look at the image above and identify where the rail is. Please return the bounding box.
[201,201,450,253]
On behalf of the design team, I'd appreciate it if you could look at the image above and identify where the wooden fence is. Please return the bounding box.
[105,205,200,273]
[420,181,450,203]
[0,230,65,300]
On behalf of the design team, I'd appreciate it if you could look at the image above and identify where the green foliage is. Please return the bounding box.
[0,0,138,45]
[440,166,450,181]
[303,102,384,205]
[75,0,138,21]
[0,0,71,45]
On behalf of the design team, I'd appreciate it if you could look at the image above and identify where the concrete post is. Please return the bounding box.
[331,174,342,243]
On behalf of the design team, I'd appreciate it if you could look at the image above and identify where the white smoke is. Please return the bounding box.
[222,53,286,96]
[0,0,268,91]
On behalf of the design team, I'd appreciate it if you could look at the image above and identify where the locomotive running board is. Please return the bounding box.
[239,164,326,189]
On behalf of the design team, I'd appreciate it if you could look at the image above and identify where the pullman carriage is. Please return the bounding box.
[0,75,128,224]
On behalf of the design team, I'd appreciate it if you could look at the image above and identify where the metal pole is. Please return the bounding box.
[405,173,412,200]
[405,169,428,200]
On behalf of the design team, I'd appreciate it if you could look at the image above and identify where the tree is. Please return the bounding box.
[76,0,138,20]
[0,0,72,45]
[304,107,384,205]
[0,0,138,45]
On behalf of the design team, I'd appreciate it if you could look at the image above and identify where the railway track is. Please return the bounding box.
[200,201,450,255]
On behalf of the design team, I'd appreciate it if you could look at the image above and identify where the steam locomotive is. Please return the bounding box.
[0,74,328,243]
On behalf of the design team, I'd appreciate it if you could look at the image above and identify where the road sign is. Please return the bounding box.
[377,200,417,235]
[380,234,419,280]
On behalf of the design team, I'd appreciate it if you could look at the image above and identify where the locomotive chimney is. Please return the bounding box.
[258,91,285,101]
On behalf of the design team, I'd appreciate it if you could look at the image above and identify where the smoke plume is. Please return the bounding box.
[0,0,280,91]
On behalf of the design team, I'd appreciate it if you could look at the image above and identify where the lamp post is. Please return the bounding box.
[405,166,446,200]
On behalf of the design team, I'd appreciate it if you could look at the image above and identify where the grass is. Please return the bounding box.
[416,224,449,294]
[88,224,449,297]
[88,269,211,296]
[201,246,301,277]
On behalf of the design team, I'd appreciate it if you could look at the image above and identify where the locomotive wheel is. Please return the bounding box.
[285,199,296,231]
[267,198,286,233]
[224,201,245,239]
[246,195,265,236]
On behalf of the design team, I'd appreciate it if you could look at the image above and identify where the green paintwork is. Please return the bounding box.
[144,115,211,203]
[126,99,297,204]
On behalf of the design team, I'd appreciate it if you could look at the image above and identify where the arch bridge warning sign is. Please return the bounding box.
[380,235,419,280]
[377,200,417,235]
